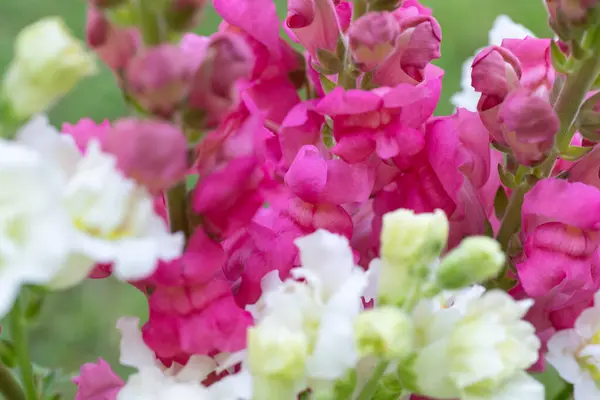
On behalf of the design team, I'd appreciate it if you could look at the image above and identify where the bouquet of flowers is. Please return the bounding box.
[1,0,600,399]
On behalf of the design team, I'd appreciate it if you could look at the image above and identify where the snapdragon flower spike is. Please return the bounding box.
[104,118,188,193]
[125,45,193,118]
[186,32,255,129]
[348,11,400,72]
[85,6,139,72]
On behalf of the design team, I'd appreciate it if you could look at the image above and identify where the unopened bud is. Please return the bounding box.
[355,307,414,360]
[125,44,192,117]
[104,118,188,192]
[374,14,441,85]
[186,32,254,129]
[547,0,599,38]
[471,46,522,99]
[436,236,505,289]
[86,6,139,71]
[2,17,96,119]
[248,324,308,380]
[381,208,448,269]
[348,12,400,71]
[499,88,559,165]
[578,92,600,141]
[165,0,208,32]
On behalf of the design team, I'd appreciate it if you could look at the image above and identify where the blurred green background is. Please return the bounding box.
[0,0,558,398]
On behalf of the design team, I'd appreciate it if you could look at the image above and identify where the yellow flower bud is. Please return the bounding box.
[436,236,505,289]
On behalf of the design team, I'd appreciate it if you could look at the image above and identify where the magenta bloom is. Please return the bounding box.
[316,79,441,163]
[104,118,188,193]
[502,37,554,95]
[285,0,342,57]
[223,215,299,306]
[85,6,139,72]
[373,11,442,86]
[517,179,600,309]
[62,118,111,152]
[278,100,326,170]
[73,358,123,400]
[141,228,252,364]
[374,109,497,249]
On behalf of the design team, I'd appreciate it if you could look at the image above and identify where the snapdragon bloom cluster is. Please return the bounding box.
[2,0,600,399]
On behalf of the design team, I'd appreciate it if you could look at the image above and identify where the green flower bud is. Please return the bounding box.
[248,324,308,381]
[380,209,448,270]
[355,307,414,360]
[436,236,505,289]
[2,17,96,120]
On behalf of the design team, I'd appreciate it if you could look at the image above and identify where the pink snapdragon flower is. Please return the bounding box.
[85,6,139,72]
[125,44,194,118]
[473,41,559,165]
[315,76,441,163]
[62,118,110,152]
[517,179,600,309]
[223,214,299,306]
[285,0,342,57]
[73,358,124,400]
[103,118,188,192]
[278,100,326,170]
[141,228,253,365]
[192,105,277,237]
[374,109,498,249]
[373,12,442,86]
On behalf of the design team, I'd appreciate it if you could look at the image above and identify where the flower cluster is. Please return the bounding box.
[1,0,600,399]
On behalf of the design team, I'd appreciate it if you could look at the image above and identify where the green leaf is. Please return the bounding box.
[550,40,570,74]
[560,145,592,161]
[0,339,16,368]
[497,164,516,189]
[494,186,509,220]
[320,75,337,95]
[316,49,343,74]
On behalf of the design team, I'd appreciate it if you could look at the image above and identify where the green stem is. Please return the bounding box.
[0,363,25,400]
[9,296,36,400]
[553,383,573,400]
[555,27,600,151]
[355,361,389,400]
[138,0,162,46]
[352,0,367,21]
[166,182,190,241]
[496,184,528,252]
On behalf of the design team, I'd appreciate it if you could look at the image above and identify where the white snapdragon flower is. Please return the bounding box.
[450,15,535,111]
[409,290,543,400]
[2,17,96,120]
[247,230,370,398]
[0,135,72,317]
[16,116,183,288]
[547,291,600,400]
